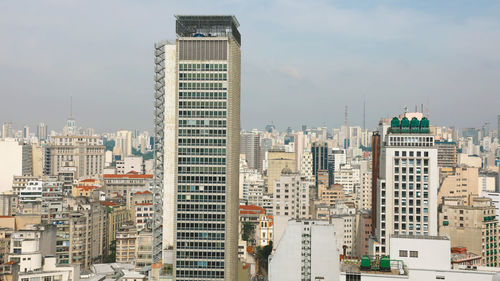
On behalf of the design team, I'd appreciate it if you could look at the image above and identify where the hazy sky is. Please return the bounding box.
[1,0,500,133]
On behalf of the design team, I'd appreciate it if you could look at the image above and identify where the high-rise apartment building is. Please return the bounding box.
[435,141,457,168]
[116,130,133,159]
[37,123,48,141]
[240,132,260,171]
[153,15,241,280]
[1,122,13,139]
[371,113,438,256]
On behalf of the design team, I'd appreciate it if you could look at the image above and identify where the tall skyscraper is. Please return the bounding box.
[115,130,133,158]
[240,132,260,170]
[153,15,241,280]
[23,125,30,139]
[311,142,328,184]
[370,113,438,256]
[1,122,13,139]
[37,123,48,141]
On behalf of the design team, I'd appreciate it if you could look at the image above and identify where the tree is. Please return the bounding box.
[242,222,255,242]
[256,241,273,270]
[104,240,116,263]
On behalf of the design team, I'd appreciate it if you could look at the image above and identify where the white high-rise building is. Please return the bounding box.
[371,113,439,256]
[37,122,48,141]
[154,15,241,281]
[115,130,132,158]
[1,122,13,139]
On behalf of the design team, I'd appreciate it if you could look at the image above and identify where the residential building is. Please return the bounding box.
[0,139,33,193]
[438,166,480,203]
[103,173,152,209]
[268,220,339,281]
[330,201,357,256]
[371,113,439,256]
[334,164,360,195]
[439,196,500,267]
[299,151,314,182]
[273,168,311,219]
[267,149,296,194]
[135,227,152,271]
[116,224,137,263]
[436,141,457,168]
[115,130,133,159]
[156,15,241,280]
[36,123,48,141]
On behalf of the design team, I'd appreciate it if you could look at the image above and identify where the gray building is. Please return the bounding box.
[240,132,260,171]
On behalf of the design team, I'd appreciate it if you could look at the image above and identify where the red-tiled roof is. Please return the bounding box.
[5,261,16,265]
[104,174,152,179]
[101,201,119,206]
[80,179,97,183]
[134,190,152,195]
[75,185,99,191]
[239,205,265,215]
[0,216,14,218]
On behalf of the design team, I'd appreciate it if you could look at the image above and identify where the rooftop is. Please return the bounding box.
[175,15,241,46]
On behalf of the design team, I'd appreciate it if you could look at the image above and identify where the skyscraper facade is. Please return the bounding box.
[371,113,438,256]
[37,123,48,141]
[154,15,241,281]
[240,132,260,171]
[311,142,328,184]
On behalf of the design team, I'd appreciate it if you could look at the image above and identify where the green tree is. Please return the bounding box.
[242,222,255,242]
[104,240,116,263]
[256,241,273,269]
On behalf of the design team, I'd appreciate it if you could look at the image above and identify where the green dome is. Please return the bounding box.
[420,117,429,127]
[401,117,410,133]
[410,117,420,133]
[391,117,400,128]
[401,117,410,127]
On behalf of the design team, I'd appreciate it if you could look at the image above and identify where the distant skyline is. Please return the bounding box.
[1,0,500,132]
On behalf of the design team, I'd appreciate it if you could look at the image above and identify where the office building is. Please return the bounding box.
[154,15,241,280]
[311,142,328,184]
[1,122,13,139]
[36,123,48,141]
[45,136,105,179]
[240,132,260,171]
[371,113,438,256]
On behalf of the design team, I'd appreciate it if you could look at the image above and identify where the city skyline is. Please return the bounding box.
[1,0,500,132]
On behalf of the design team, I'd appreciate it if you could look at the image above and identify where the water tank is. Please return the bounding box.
[391,117,400,133]
[380,256,391,272]
[360,255,371,270]
[420,117,430,133]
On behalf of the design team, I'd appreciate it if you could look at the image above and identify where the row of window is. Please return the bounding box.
[178,157,226,165]
[179,119,227,128]
[179,72,227,81]
[178,166,226,176]
[177,203,225,212]
[177,194,226,203]
[177,175,226,184]
[179,110,227,119]
[179,129,227,137]
[179,82,226,90]
[394,183,429,190]
[177,213,225,221]
[176,269,225,279]
[179,91,227,100]
[177,231,225,241]
[179,63,227,72]
[178,147,226,156]
[177,242,225,251]
[178,185,226,193]
[399,250,419,257]
[179,101,226,109]
[394,191,429,198]
[178,138,226,147]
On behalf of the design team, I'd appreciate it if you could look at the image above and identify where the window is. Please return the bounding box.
[410,251,419,258]
[399,250,408,257]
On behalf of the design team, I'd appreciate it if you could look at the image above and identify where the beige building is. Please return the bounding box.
[135,228,152,271]
[438,166,479,204]
[103,202,130,253]
[103,173,152,209]
[45,136,105,178]
[116,224,137,263]
[439,196,500,267]
[267,149,296,194]
[272,169,311,219]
